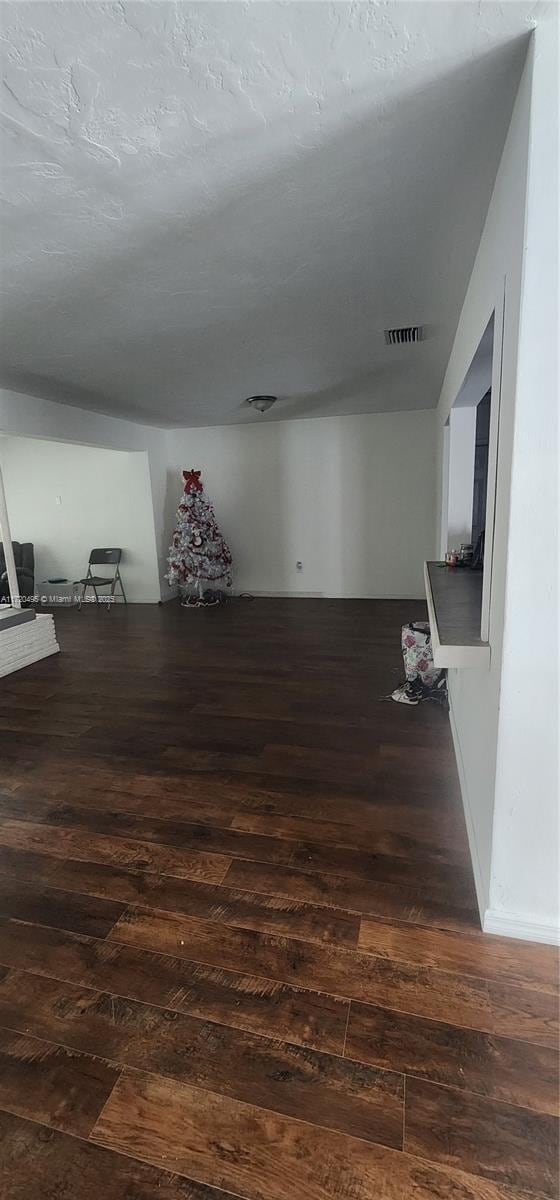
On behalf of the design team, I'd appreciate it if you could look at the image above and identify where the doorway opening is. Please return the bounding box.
[440,309,503,643]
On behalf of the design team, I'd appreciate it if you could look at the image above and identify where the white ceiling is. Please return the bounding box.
[0,1,540,428]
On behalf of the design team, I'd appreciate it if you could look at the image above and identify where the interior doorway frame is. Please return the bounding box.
[439,286,505,645]
[0,463,20,607]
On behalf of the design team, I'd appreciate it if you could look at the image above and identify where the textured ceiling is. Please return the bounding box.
[0,1,540,427]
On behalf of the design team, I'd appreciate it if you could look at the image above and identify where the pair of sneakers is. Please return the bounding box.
[391,675,448,707]
[391,678,424,705]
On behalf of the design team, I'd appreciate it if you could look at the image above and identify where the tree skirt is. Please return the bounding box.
[181,593,223,608]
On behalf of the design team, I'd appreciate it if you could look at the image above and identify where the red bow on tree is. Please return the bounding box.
[183,469,203,494]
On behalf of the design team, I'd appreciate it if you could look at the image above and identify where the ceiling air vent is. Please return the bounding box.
[384,326,424,346]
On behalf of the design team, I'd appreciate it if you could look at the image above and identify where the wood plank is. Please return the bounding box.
[404,1076,559,1198]
[0,1026,120,1137]
[224,857,479,932]
[0,792,67,822]
[237,787,464,831]
[257,742,383,786]
[155,743,384,789]
[188,706,451,748]
[379,740,459,777]
[84,716,270,756]
[92,1066,532,1200]
[286,824,465,869]
[288,837,475,897]
[109,907,493,1027]
[0,714,92,737]
[0,876,125,939]
[108,906,559,1044]
[232,807,466,858]
[0,844,59,883]
[0,819,231,884]
[236,782,465,820]
[345,1001,559,1116]
[486,979,560,1049]
[0,967,403,1148]
[1,784,243,831]
[0,843,361,950]
[42,801,297,866]
[358,916,559,993]
[3,786,466,859]
[0,1110,241,1200]
[10,755,453,811]
[176,712,450,754]
[0,918,349,1054]
[44,857,360,948]
[82,786,243,829]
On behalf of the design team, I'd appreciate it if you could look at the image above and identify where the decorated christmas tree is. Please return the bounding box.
[167,469,232,605]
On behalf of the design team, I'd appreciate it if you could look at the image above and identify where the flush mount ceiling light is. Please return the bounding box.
[245,395,277,414]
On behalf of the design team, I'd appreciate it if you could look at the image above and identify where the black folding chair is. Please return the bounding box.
[75,548,127,609]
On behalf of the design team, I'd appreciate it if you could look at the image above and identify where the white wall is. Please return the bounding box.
[436,22,559,942]
[0,436,161,603]
[0,388,170,600]
[0,390,437,603]
[436,48,530,922]
[488,23,559,939]
[164,409,436,599]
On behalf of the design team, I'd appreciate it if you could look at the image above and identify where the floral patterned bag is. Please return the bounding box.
[391,622,448,706]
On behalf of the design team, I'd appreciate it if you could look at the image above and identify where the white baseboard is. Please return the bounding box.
[447,696,486,927]
[231,591,424,599]
[110,596,160,604]
[238,590,325,598]
[483,910,560,946]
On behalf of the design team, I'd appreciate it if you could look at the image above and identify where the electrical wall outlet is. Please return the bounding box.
[296,561,303,570]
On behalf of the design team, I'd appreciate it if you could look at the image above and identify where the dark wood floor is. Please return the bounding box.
[0,599,558,1200]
